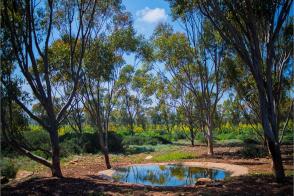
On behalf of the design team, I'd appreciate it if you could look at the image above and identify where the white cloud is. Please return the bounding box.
[136,7,167,23]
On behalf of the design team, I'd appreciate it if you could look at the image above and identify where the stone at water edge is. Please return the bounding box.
[145,155,153,160]
[195,178,213,185]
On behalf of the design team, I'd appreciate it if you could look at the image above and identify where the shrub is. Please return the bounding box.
[238,144,268,158]
[108,131,124,153]
[116,127,133,137]
[173,131,188,140]
[59,131,124,156]
[195,132,206,143]
[134,126,144,133]
[60,138,83,157]
[151,136,172,144]
[122,135,171,146]
[0,158,19,179]
[125,146,155,154]
[23,130,51,154]
[123,135,148,145]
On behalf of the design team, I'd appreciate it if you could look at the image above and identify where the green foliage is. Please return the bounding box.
[23,130,51,152]
[238,145,268,158]
[60,138,83,157]
[59,131,124,156]
[122,129,173,146]
[194,132,206,143]
[215,123,261,142]
[281,120,294,144]
[172,130,187,140]
[0,158,19,179]
[108,132,124,153]
[125,145,155,155]
[115,127,133,137]
[122,135,158,146]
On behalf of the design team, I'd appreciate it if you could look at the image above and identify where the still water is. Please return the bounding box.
[112,164,230,186]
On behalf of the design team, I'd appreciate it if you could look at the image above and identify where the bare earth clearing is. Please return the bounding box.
[2,144,293,195]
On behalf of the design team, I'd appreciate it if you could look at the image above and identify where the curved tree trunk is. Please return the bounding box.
[258,88,285,182]
[267,140,285,182]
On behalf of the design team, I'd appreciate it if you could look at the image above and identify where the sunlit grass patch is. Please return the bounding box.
[153,151,196,162]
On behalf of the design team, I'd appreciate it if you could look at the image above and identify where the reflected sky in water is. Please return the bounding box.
[112,164,230,186]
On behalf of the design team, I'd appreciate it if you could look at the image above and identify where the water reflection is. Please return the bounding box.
[112,164,230,186]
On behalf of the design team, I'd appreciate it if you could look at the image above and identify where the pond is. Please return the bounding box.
[112,164,230,186]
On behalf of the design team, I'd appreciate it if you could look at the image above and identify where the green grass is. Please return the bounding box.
[153,151,196,162]
[10,156,45,172]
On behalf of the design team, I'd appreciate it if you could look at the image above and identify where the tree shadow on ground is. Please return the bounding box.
[2,175,293,195]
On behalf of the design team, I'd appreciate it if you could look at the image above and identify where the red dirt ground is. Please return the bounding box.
[1,144,293,195]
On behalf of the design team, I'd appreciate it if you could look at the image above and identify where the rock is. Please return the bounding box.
[1,176,9,184]
[195,178,213,185]
[145,155,153,160]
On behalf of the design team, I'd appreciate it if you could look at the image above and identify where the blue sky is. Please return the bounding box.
[123,0,181,38]
[121,0,184,69]
[122,0,183,38]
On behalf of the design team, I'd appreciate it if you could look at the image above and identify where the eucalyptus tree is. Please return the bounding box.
[220,95,243,126]
[80,11,138,168]
[170,80,199,146]
[81,38,118,169]
[47,38,85,133]
[116,64,136,133]
[1,0,105,177]
[154,74,176,137]
[168,0,292,181]
[153,23,225,155]
[131,65,156,129]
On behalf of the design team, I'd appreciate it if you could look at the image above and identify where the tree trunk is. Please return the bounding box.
[130,124,134,135]
[49,127,63,177]
[267,139,285,182]
[98,132,112,169]
[257,87,285,182]
[207,127,214,155]
[103,147,111,169]
[190,127,195,146]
